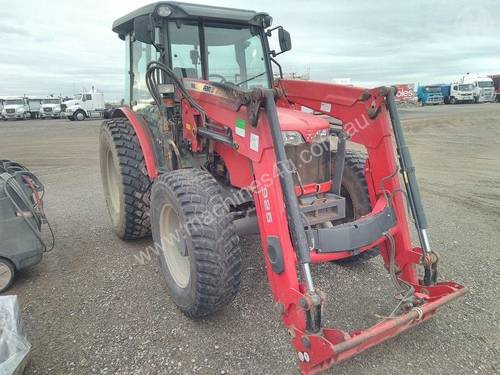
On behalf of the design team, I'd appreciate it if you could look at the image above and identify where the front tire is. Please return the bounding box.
[99,118,151,240]
[0,258,15,293]
[74,110,86,121]
[151,169,241,318]
[331,150,378,264]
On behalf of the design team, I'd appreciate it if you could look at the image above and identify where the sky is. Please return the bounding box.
[0,0,499,101]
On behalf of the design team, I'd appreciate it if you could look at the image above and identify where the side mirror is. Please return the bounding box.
[134,15,153,44]
[278,28,292,53]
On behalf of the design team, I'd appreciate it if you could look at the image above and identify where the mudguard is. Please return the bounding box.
[111,107,158,179]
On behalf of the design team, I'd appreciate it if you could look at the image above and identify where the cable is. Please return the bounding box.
[145,60,207,126]
[1,173,55,252]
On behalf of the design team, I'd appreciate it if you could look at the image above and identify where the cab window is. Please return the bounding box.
[131,39,158,109]
[169,22,202,79]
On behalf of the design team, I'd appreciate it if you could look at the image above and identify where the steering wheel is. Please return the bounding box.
[208,74,227,83]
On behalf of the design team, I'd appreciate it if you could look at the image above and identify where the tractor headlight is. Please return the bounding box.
[312,129,329,143]
[156,5,172,17]
[282,131,304,146]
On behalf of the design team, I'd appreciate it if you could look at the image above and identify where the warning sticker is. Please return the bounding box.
[320,102,332,112]
[235,119,246,137]
[250,133,259,152]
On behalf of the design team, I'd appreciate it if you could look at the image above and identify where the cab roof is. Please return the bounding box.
[112,1,270,37]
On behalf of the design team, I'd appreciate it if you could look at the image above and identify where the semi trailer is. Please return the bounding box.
[64,89,106,121]
[489,74,500,102]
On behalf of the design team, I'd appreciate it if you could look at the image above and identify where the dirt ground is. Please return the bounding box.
[0,103,499,374]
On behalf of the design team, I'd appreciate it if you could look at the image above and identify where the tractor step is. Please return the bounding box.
[299,193,345,226]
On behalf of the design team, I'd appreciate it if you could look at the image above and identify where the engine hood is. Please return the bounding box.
[277,107,329,142]
[63,100,80,108]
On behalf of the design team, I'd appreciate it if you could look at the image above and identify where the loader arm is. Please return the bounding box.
[180,78,465,374]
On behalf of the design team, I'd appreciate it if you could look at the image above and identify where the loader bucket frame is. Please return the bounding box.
[179,78,466,374]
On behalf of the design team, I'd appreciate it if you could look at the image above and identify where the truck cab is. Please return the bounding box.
[441,83,474,104]
[417,85,443,106]
[461,74,495,103]
[64,90,106,121]
[2,97,30,120]
[40,97,63,119]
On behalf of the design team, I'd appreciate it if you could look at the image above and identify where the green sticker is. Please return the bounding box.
[235,119,246,137]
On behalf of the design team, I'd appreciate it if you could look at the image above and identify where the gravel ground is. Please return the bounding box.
[0,103,498,374]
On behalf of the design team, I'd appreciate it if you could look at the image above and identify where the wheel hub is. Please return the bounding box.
[159,204,190,288]
[0,263,13,290]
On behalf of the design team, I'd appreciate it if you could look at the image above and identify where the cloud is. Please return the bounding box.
[0,24,31,37]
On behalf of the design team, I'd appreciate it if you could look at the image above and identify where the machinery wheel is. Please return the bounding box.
[151,169,241,318]
[450,97,457,105]
[99,118,151,240]
[0,258,15,293]
[74,110,86,121]
[331,150,379,264]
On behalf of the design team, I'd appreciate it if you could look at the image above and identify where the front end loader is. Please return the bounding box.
[100,2,466,373]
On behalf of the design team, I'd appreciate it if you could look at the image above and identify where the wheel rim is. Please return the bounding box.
[159,204,190,288]
[105,148,120,219]
[76,112,84,120]
[0,262,12,290]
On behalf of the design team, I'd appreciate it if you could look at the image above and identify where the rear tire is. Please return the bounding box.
[331,150,379,264]
[99,118,151,240]
[151,169,241,318]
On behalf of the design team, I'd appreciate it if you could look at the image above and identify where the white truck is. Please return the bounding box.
[460,73,496,103]
[40,96,63,119]
[2,97,31,120]
[64,89,106,121]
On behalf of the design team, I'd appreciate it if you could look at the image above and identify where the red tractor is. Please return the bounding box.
[100,2,465,373]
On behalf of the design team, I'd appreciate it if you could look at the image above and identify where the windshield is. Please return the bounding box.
[5,99,23,105]
[42,99,60,104]
[205,25,269,88]
[426,87,441,93]
[478,81,493,88]
[74,94,82,100]
[168,22,269,89]
[458,84,473,91]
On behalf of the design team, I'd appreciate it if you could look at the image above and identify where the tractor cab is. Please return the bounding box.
[112,2,290,110]
[112,1,330,185]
